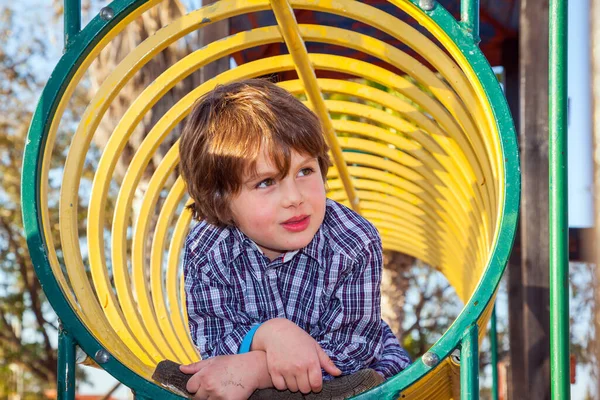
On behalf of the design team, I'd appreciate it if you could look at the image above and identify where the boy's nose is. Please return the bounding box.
[282,182,303,207]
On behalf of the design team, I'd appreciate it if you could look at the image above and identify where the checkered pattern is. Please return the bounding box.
[184,199,411,379]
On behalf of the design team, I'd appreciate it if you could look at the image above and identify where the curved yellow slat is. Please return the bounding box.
[150,172,199,361]
[394,0,504,252]
[324,100,489,268]
[93,27,289,363]
[134,148,194,364]
[330,191,468,292]
[358,200,437,239]
[330,138,475,255]
[281,78,490,249]
[166,198,196,354]
[289,0,499,218]
[63,1,280,365]
[56,0,167,372]
[327,178,476,276]
[325,100,473,213]
[276,24,491,206]
[270,0,361,212]
[340,177,461,260]
[302,59,494,238]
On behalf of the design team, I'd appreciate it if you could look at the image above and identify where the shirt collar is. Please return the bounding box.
[228,224,326,268]
[301,224,326,268]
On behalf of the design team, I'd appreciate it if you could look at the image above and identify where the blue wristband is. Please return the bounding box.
[238,323,261,354]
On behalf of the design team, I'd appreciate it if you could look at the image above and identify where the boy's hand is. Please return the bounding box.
[252,318,342,393]
[180,353,261,400]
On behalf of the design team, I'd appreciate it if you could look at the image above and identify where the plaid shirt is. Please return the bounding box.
[184,199,411,379]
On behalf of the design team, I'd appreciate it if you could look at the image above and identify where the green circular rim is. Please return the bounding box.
[21,0,520,398]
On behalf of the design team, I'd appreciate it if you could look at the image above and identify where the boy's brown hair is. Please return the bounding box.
[179,79,331,226]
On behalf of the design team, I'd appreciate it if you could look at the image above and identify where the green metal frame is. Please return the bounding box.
[490,307,499,400]
[549,0,569,398]
[64,0,81,49]
[57,321,76,400]
[22,0,175,398]
[21,0,520,398]
[460,0,480,43]
[460,325,479,400]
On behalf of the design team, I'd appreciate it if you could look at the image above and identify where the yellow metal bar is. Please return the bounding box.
[86,26,283,364]
[280,78,487,231]
[269,0,361,212]
[288,0,499,226]
[331,133,478,262]
[55,0,164,373]
[394,0,504,252]
[141,150,196,363]
[117,47,488,301]
[42,0,505,388]
[166,201,196,353]
[326,178,475,283]
[150,169,199,362]
[132,149,193,364]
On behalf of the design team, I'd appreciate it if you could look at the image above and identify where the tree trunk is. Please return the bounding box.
[381,251,414,339]
[519,0,550,398]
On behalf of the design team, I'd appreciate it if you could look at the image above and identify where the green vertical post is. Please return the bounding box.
[64,0,81,50]
[58,322,76,400]
[490,306,499,400]
[549,0,570,398]
[461,0,480,43]
[461,325,479,400]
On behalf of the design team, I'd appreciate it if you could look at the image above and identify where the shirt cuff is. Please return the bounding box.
[237,323,262,354]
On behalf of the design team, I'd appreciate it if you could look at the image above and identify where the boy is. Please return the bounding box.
[178,79,410,400]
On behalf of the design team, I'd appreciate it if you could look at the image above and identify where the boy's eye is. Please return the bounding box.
[298,167,314,177]
[256,178,275,189]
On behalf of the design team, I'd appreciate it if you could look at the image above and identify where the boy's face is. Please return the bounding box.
[229,149,327,260]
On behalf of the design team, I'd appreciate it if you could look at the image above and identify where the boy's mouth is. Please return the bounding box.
[281,215,310,232]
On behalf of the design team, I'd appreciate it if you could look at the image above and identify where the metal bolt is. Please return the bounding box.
[419,0,436,11]
[451,349,461,364]
[100,7,115,21]
[422,352,439,367]
[95,349,110,364]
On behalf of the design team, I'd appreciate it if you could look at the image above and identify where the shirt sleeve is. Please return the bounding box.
[184,239,255,359]
[314,239,385,378]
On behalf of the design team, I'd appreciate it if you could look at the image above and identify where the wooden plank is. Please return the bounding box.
[500,36,527,400]
[518,0,550,398]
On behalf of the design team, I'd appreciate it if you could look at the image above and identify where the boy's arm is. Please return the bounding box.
[181,351,275,398]
[314,239,390,376]
[184,244,255,358]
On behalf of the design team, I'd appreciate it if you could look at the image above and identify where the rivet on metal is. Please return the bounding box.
[451,348,461,364]
[422,352,440,367]
[419,0,436,11]
[95,349,110,364]
[99,7,115,21]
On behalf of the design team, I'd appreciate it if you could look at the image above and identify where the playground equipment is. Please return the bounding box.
[21,0,569,398]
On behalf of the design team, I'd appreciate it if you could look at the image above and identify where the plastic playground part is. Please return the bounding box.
[22,0,519,398]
